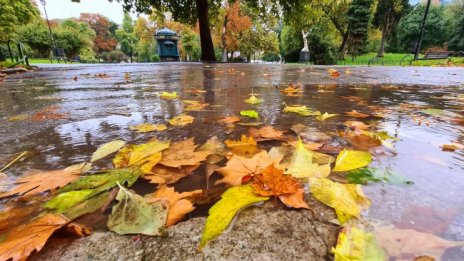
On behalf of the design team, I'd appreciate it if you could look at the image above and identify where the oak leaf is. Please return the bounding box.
[224,135,259,156]
[159,138,209,168]
[249,126,285,141]
[0,213,69,261]
[216,151,279,186]
[0,169,82,199]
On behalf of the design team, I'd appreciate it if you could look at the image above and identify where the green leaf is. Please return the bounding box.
[240,110,259,119]
[107,184,168,235]
[332,149,372,172]
[63,191,110,220]
[283,104,321,116]
[244,94,263,105]
[90,140,126,163]
[45,189,93,213]
[332,226,386,261]
[199,185,269,249]
[58,168,142,197]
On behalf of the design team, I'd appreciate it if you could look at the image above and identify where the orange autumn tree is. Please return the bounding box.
[220,1,251,62]
[79,13,117,53]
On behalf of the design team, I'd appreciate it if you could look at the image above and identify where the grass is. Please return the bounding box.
[337,52,464,66]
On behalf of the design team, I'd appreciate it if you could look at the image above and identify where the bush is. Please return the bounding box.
[150,54,160,62]
[99,50,127,63]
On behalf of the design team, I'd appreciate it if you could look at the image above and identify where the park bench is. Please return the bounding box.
[50,47,68,63]
[400,51,464,66]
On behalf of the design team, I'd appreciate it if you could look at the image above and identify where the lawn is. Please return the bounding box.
[337,52,464,66]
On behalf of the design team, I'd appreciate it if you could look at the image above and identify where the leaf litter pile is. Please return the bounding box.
[1,69,464,260]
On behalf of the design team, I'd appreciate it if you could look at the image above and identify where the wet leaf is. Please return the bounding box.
[240,110,259,119]
[244,94,263,105]
[331,226,386,261]
[169,114,194,126]
[316,112,338,121]
[90,140,126,163]
[345,110,369,118]
[281,85,303,94]
[45,189,94,213]
[64,222,92,238]
[183,100,209,111]
[374,226,464,260]
[283,104,320,116]
[284,139,331,179]
[420,108,447,116]
[108,184,168,236]
[63,191,111,220]
[344,121,369,130]
[145,164,199,184]
[216,151,280,186]
[31,106,69,121]
[236,122,264,127]
[146,186,202,227]
[287,140,323,151]
[441,143,464,151]
[249,126,285,141]
[224,135,259,156]
[218,116,240,124]
[328,68,340,77]
[64,162,92,172]
[310,178,370,223]
[0,213,69,261]
[199,185,269,249]
[333,149,372,172]
[129,123,167,133]
[159,91,178,100]
[113,140,169,169]
[253,164,309,209]
[0,169,82,199]
[197,136,227,164]
[347,168,413,185]
[290,124,331,141]
[159,138,210,168]
[7,114,28,122]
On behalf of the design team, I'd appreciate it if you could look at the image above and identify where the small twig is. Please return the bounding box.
[0,151,27,172]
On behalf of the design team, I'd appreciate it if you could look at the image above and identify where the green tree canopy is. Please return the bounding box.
[0,0,40,43]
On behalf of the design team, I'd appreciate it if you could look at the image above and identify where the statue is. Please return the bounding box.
[301,29,311,52]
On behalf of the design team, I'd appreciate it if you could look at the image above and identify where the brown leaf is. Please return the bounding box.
[64,222,92,237]
[216,151,279,186]
[440,143,464,151]
[218,116,240,124]
[375,225,464,260]
[30,106,69,121]
[279,188,310,209]
[344,120,369,130]
[224,135,259,156]
[0,169,81,199]
[345,110,370,118]
[249,126,285,141]
[0,213,69,261]
[146,186,202,227]
[345,133,381,150]
[159,138,209,168]
[252,164,299,197]
[144,164,199,184]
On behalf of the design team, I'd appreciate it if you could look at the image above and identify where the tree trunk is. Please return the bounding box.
[377,23,387,58]
[339,31,349,60]
[221,13,228,62]
[196,0,216,62]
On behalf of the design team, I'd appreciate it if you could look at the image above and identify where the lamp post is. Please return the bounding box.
[39,0,56,51]
[414,0,432,61]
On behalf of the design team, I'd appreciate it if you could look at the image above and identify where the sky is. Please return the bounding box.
[36,0,137,24]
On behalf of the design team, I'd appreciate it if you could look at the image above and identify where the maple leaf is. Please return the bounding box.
[146,186,202,227]
[284,139,331,179]
[216,151,279,186]
[218,116,240,124]
[112,140,170,173]
[0,213,69,261]
[345,110,370,118]
[197,136,227,164]
[144,164,200,184]
[0,169,82,199]
[249,126,285,141]
[159,138,209,168]
[224,135,259,156]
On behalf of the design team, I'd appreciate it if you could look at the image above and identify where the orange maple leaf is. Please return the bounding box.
[224,135,258,156]
[249,126,285,141]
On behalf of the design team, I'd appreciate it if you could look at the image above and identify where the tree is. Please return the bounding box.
[448,0,464,51]
[346,0,373,57]
[373,0,410,57]
[0,0,40,43]
[219,1,251,62]
[115,13,138,62]
[181,29,201,61]
[79,13,118,53]
[134,17,156,62]
[238,23,279,62]
[17,22,53,57]
[54,19,95,58]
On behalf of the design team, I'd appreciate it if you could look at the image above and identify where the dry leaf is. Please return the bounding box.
[0,213,69,261]
[159,138,209,168]
[216,151,280,186]
[345,110,370,118]
[224,135,259,156]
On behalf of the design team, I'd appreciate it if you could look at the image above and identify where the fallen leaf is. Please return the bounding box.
[244,94,263,105]
[90,140,126,163]
[216,151,280,186]
[183,100,209,111]
[328,68,340,77]
[108,184,168,236]
[249,126,285,141]
[332,149,372,172]
[331,226,386,261]
[345,110,369,118]
[0,213,69,261]
[64,222,92,237]
[224,135,259,156]
[316,112,338,121]
[287,140,323,151]
[144,164,199,184]
[199,185,269,249]
[340,95,365,102]
[240,110,259,119]
[283,104,320,116]
[284,139,331,179]
[310,178,370,223]
[129,123,167,133]
[7,114,28,122]
[346,168,413,185]
[113,140,170,172]
[218,116,240,124]
[279,188,309,209]
[440,143,464,151]
[64,162,92,172]
[146,186,202,227]
[159,91,178,100]
[290,124,331,141]
[281,85,303,94]
[31,106,69,121]
[169,114,194,126]
[0,169,82,199]
[374,225,464,260]
[159,138,209,168]
[63,190,111,220]
[197,136,227,164]
[344,120,369,130]
[45,189,94,213]
[236,122,264,127]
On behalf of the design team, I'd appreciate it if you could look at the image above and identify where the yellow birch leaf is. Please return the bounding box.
[283,104,321,116]
[333,149,372,172]
[199,185,269,249]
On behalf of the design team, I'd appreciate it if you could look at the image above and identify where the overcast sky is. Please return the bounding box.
[36,0,137,24]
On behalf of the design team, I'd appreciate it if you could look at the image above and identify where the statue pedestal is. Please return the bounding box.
[299,50,310,64]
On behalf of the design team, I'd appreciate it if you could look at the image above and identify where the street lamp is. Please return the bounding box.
[39,0,56,52]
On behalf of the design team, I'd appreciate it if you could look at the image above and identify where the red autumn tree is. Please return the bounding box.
[79,13,117,53]
[220,1,251,61]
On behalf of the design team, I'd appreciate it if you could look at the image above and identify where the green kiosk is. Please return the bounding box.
[155,28,180,62]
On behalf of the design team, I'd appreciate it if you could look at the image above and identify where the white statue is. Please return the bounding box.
[301,29,311,52]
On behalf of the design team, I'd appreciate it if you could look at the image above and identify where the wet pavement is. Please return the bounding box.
[1,63,464,260]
